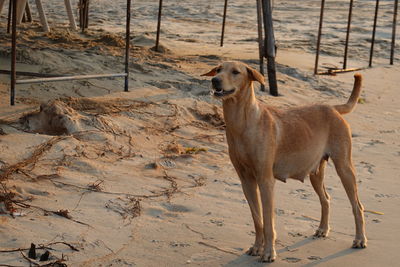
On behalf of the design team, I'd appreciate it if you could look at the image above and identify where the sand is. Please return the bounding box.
[0,0,399,266]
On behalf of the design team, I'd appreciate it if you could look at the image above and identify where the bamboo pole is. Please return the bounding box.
[314,0,325,75]
[125,0,131,92]
[343,0,354,69]
[262,0,278,96]
[369,0,379,67]
[0,70,67,77]
[35,0,50,32]
[220,0,228,47]
[64,0,77,30]
[390,0,398,65]
[16,73,128,85]
[155,0,163,51]
[256,0,265,92]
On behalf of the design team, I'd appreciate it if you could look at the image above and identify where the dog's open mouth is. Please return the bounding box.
[213,89,235,97]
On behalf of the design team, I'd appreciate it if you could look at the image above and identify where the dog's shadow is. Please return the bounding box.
[223,237,360,266]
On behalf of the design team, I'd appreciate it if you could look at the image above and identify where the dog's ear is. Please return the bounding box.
[201,66,218,77]
[246,66,265,85]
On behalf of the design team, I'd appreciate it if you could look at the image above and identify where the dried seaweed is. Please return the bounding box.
[0,137,67,215]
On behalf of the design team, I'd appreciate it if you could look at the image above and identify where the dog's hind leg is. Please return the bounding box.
[310,160,331,237]
[238,171,264,256]
[332,156,367,248]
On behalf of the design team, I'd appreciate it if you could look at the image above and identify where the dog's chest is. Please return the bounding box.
[226,131,261,167]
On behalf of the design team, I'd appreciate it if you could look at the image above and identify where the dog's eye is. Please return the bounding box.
[232,70,240,75]
[216,68,222,73]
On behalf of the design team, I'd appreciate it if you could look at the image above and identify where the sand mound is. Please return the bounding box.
[45,30,82,44]
[150,43,172,54]
[95,33,125,47]
[22,100,84,135]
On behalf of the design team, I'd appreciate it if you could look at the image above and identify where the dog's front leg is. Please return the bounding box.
[238,175,264,256]
[258,177,277,262]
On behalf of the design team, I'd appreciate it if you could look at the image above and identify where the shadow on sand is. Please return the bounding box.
[223,237,361,266]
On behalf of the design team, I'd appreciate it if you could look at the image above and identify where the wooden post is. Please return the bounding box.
[11,0,17,106]
[390,0,398,65]
[343,0,354,69]
[220,0,228,47]
[35,0,50,32]
[369,0,379,67]
[256,0,265,92]
[125,0,131,92]
[0,0,5,14]
[79,0,89,32]
[7,0,12,33]
[25,1,32,22]
[85,0,89,29]
[79,0,83,28]
[262,0,278,96]
[314,0,325,75]
[64,0,77,30]
[155,0,163,51]
[16,0,27,24]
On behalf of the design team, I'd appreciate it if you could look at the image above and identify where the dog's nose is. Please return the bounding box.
[211,77,221,87]
[211,77,222,89]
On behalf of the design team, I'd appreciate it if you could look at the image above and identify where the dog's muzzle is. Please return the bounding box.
[213,88,235,97]
[211,77,235,97]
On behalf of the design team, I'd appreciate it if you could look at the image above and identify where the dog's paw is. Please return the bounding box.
[246,244,263,256]
[352,237,367,248]
[260,248,277,263]
[314,227,330,238]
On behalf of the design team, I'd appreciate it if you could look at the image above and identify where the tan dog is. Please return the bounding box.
[202,61,367,262]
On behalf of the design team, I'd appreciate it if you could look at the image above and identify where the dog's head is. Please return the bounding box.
[201,61,265,100]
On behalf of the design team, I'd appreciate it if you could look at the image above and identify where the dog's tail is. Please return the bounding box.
[333,73,362,115]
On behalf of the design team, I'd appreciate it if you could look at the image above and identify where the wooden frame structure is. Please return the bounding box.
[3,0,131,106]
[315,0,398,75]
[154,0,279,96]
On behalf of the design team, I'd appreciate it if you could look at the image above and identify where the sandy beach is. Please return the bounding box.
[0,0,399,266]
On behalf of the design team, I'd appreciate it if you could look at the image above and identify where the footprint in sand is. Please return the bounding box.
[308,256,322,261]
[367,139,385,146]
[289,188,312,199]
[358,161,375,174]
[170,241,190,247]
[162,203,192,213]
[210,219,224,227]
[283,257,302,263]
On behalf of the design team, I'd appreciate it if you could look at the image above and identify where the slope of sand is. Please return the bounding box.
[0,0,399,266]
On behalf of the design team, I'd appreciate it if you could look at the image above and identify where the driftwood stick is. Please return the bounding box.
[317,67,364,75]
